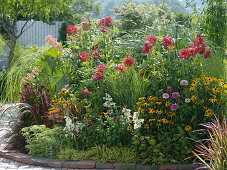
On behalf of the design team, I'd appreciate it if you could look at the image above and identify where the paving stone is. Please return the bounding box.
[177,164,197,170]
[136,164,158,170]
[114,163,136,169]
[62,160,96,169]
[47,159,64,168]
[96,162,115,169]
[158,164,178,170]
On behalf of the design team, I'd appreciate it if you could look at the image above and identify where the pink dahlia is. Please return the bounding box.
[124,57,135,67]
[146,35,157,44]
[162,36,174,50]
[142,42,153,53]
[98,17,113,27]
[66,25,78,35]
[116,64,127,73]
[80,51,90,62]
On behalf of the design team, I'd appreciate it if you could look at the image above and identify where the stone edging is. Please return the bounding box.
[0,150,209,170]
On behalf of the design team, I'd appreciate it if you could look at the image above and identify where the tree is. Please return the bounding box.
[0,0,73,67]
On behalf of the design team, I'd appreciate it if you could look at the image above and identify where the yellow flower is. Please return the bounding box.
[136,102,142,105]
[191,95,197,101]
[149,119,156,122]
[156,110,163,114]
[148,108,156,114]
[205,108,214,117]
[223,84,227,88]
[189,85,196,91]
[155,102,162,105]
[60,89,68,95]
[138,97,146,101]
[212,88,220,93]
[148,96,158,101]
[165,102,171,107]
[127,125,133,131]
[184,125,192,131]
[161,118,169,124]
[143,103,151,107]
[203,81,211,85]
[208,98,218,103]
[51,98,58,103]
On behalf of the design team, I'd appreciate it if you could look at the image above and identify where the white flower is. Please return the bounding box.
[185,98,191,103]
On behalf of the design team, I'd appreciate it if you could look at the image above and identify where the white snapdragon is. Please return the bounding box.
[103,93,116,108]
[63,116,85,138]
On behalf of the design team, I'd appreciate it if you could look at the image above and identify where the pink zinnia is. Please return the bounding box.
[142,43,153,53]
[179,49,190,60]
[204,50,212,58]
[146,35,157,44]
[124,57,135,67]
[171,103,180,111]
[162,36,174,50]
[92,74,103,80]
[180,80,189,86]
[98,17,113,27]
[96,64,106,72]
[116,65,127,73]
[66,25,78,35]
[162,93,170,99]
[80,51,90,62]
[81,90,90,95]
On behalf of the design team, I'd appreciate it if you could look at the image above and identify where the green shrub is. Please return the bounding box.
[22,125,71,158]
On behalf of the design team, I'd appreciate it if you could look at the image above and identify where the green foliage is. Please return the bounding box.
[202,0,226,50]
[76,111,132,150]
[132,135,166,165]
[0,35,5,54]
[58,145,137,163]
[22,125,70,158]
[105,67,150,109]
[0,70,7,100]
[114,2,171,31]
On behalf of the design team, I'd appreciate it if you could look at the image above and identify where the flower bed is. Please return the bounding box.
[2,16,226,168]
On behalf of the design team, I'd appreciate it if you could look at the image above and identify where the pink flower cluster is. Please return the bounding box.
[22,66,40,84]
[45,35,62,50]
[66,25,78,35]
[80,51,90,62]
[162,36,174,50]
[142,35,157,53]
[179,34,212,60]
[98,17,113,27]
[92,64,106,80]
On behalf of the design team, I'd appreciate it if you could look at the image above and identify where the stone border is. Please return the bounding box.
[0,149,208,170]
